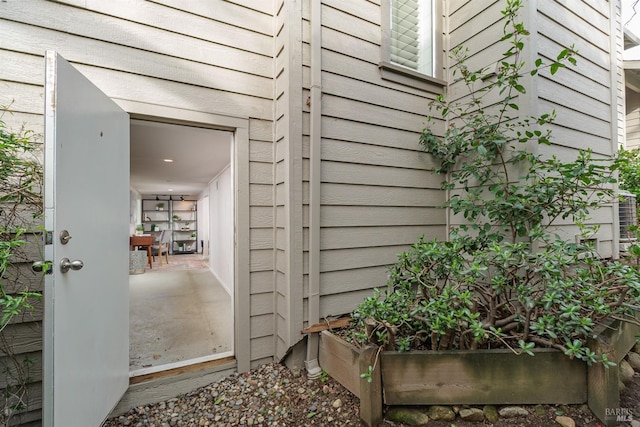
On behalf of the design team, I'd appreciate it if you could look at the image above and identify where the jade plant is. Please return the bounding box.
[350,0,639,367]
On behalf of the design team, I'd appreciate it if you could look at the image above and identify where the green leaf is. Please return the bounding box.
[550,62,565,75]
[557,49,568,60]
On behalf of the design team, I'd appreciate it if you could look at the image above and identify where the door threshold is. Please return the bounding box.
[111,355,237,417]
[130,351,234,381]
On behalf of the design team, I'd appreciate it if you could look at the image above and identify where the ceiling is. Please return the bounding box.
[130,120,231,198]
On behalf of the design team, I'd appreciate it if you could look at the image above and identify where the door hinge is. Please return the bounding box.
[45,231,53,245]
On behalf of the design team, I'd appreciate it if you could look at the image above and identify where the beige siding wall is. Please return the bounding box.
[0,0,628,422]
[446,0,512,231]
[535,0,618,256]
[273,0,305,361]
[627,88,640,148]
[0,0,275,421]
[447,0,620,256]
[300,0,447,327]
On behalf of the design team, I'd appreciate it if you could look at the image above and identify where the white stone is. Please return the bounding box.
[499,406,529,418]
[555,415,576,427]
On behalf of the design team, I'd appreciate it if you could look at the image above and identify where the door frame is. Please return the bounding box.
[116,99,251,373]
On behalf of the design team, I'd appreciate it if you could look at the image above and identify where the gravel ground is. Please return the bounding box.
[104,360,640,427]
[103,363,362,427]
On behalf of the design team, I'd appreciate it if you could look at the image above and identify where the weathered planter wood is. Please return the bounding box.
[318,331,382,427]
[382,348,586,405]
[587,316,640,426]
[319,320,639,427]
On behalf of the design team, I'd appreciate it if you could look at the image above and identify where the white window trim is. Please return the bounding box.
[380,0,445,91]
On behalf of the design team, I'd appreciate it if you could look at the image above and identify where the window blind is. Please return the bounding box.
[390,0,433,75]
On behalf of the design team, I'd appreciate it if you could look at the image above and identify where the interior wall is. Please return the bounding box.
[208,165,234,296]
[130,188,142,235]
[197,194,210,257]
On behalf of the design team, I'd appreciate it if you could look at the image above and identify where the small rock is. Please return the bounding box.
[332,399,342,408]
[555,415,576,427]
[297,387,306,394]
[627,352,640,370]
[428,405,455,421]
[483,405,500,423]
[460,407,484,422]
[620,359,635,384]
[634,342,640,354]
[533,404,546,416]
[386,407,429,426]
[499,406,529,418]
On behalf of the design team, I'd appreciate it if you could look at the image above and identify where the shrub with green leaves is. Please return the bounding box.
[616,147,640,200]
[350,0,639,366]
[0,106,44,422]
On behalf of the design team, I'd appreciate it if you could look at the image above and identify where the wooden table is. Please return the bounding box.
[130,235,153,269]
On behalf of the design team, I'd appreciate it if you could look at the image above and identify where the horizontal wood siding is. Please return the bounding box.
[446,1,619,257]
[536,0,617,256]
[273,0,305,362]
[0,0,275,419]
[627,89,640,149]
[301,0,447,324]
[274,0,287,362]
[446,0,517,234]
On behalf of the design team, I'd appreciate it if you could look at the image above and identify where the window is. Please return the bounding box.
[380,0,443,90]
[390,0,434,76]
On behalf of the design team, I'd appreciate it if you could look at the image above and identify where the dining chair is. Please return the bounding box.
[152,230,171,266]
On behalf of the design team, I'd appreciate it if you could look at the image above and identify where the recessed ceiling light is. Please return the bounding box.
[167,188,173,192]
[163,158,174,163]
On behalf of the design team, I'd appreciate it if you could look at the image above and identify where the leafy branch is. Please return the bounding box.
[0,104,44,423]
[350,0,639,367]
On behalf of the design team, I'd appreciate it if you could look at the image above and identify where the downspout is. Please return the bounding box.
[305,0,322,379]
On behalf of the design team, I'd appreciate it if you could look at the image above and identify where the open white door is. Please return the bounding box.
[43,51,130,427]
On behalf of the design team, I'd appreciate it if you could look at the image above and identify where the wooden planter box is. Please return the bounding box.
[381,348,585,405]
[319,317,640,427]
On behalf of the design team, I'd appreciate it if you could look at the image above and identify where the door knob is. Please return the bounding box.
[60,258,84,273]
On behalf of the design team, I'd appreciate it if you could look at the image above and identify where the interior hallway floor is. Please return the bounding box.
[129,254,233,372]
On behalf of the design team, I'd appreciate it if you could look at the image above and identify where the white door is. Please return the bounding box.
[43,51,130,427]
